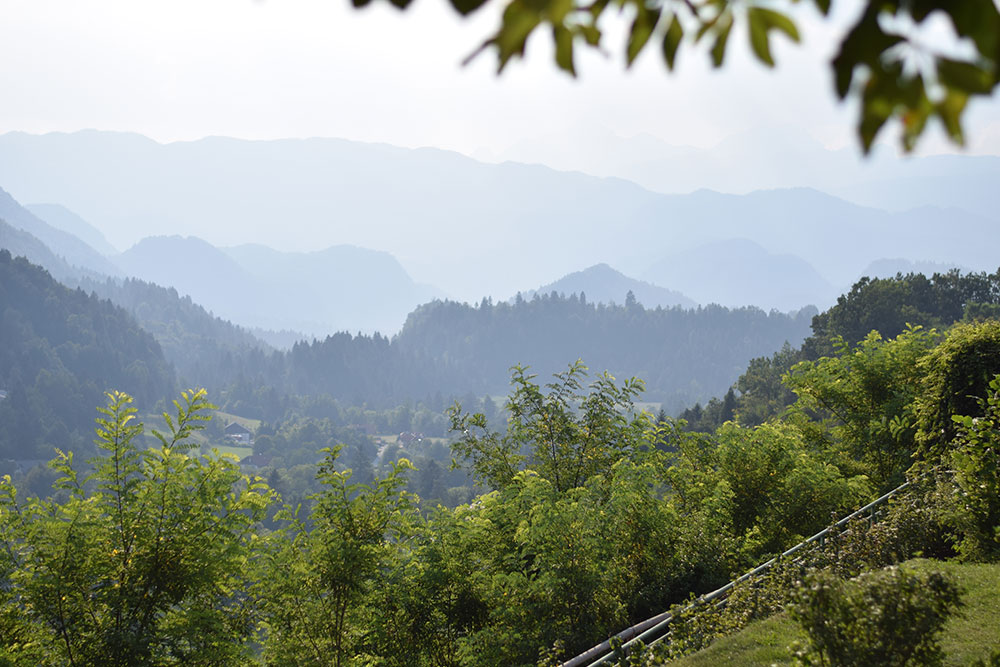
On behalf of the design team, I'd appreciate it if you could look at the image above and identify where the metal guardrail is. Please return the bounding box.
[561,480,912,667]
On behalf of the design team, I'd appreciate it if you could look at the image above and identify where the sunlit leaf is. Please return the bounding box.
[627,7,660,66]
[554,25,576,75]
[662,14,683,71]
[710,13,733,68]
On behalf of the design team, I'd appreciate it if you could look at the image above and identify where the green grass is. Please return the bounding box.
[214,410,261,431]
[199,444,253,460]
[665,559,1000,666]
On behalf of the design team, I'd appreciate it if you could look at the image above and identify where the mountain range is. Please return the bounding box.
[0,130,995,313]
[490,125,1000,223]
[116,236,441,336]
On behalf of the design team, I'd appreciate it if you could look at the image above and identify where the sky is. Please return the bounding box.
[3,0,1000,165]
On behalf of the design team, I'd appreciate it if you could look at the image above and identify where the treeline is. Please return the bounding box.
[681,268,1000,431]
[225,294,814,419]
[0,251,175,459]
[74,274,276,388]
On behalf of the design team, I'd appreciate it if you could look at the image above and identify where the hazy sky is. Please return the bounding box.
[4,0,1000,163]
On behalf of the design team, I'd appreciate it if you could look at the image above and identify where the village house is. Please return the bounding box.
[224,421,253,446]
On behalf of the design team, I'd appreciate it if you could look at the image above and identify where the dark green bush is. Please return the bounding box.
[788,566,963,667]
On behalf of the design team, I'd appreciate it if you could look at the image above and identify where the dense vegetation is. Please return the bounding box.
[1,311,999,664]
[2,248,1000,664]
[682,268,1000,433]
[230,294,813,417]
[0,250,174,460]
[74,275,275,389]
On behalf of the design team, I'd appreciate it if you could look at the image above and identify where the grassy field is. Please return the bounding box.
[139,411,255,460]
[214,410,262,431]
[666,559,1000,666]
[376,434,449,447]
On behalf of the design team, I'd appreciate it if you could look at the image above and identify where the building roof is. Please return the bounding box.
[225,422,252,435]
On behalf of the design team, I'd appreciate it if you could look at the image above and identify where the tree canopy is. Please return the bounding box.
[357,0,1000,153]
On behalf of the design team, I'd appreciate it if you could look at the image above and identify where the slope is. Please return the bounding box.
[0,251,175,459]
[26,202,119,256]
[0,185,120,277]
[666,559,1000,667]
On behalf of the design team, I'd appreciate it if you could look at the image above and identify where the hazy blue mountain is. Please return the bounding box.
[643,239,838,312]
[115,235,260,326]
[1,131,996,307]
[222,243,443,335]
[26,203,119,256]
[0,219,77,282]
[524,263,696,309]
[496,125,1000,225]
[0,186,120,277]
[831,154,1000,222]
[115,236,441,336]
[625,188,999,290]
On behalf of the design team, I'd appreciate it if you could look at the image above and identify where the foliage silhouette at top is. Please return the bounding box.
[356,0,999,153]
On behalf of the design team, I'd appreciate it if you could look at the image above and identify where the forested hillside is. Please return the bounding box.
[0,251,175,460]
[682,268,1000,431]
[76,275,274,389]
[224,294,814,418]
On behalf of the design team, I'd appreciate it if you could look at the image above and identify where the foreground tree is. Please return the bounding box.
[448,360,651,493]
[256,447,416,666]
[785,326,938,490]
[0,390,274,666]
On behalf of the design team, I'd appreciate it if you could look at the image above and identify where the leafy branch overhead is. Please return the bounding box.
[352,0,1000,153]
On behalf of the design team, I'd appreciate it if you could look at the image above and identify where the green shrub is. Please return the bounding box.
[948,374,1000,561]
[788,565,963,666]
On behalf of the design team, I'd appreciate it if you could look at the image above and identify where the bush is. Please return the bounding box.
[788,565,963,667]
[947,374,1000,561]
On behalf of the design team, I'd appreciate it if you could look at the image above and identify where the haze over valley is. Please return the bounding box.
[0,130,997,327]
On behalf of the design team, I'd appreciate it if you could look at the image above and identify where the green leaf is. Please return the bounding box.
[580,24,601,47]
[832,8,904,99]
[554,26,576,75]
[710,13,733,68]
[811,0,831,15]
[492,1,543,71]
[662,14,683,71]
[747,7,800,67]
[627,7,660,66]
[936,57,995,95]
[936,88,969,144]
[928,0,1000,65]
[448,0,490,15]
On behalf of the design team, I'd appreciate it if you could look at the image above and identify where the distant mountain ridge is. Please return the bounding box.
[0,186,119,277]
[525,264,696,309]
[25,203,119,256]
[1,131,997,312]
[0,249,175,459]
[115,235,442,336]
[642,239,838,312]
